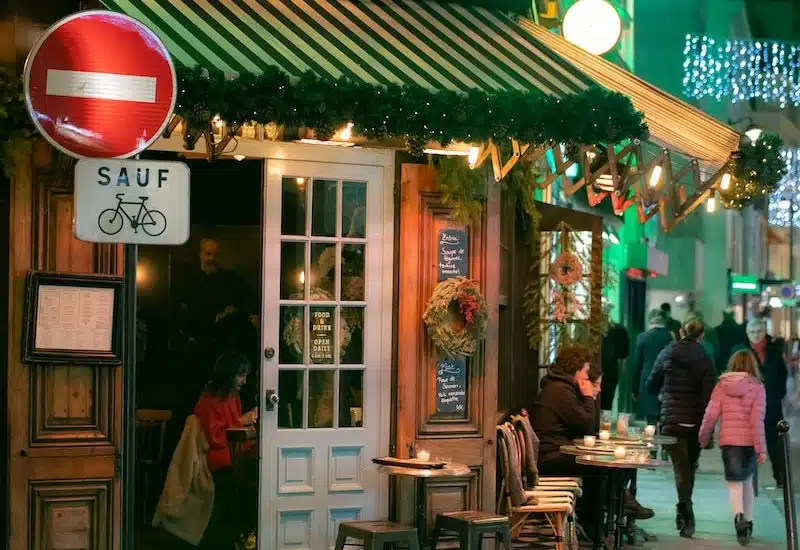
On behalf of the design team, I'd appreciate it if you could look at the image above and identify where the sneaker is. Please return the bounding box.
[735,513,752,546]
[677,502,695,538]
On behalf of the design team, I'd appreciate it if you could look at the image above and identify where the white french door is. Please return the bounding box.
[260,158,391,549]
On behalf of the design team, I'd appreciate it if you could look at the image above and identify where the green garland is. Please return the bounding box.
[0,70,35,178]
[175,65,649,154]
[720,133,785,209]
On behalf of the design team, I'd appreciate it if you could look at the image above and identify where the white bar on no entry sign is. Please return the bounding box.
[46,69,157,103]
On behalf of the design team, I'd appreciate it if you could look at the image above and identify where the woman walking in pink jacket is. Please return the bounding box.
[699,350,767,546]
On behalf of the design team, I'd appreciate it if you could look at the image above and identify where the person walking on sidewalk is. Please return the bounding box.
[739,318,788,488]
[698,350,766,546]
[648,318,715,538]
[632,308,674,424]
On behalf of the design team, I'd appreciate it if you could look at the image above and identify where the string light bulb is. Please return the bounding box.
[706,190,717,213]
[649,165,662,188]
[468,146,480,168]
[720,172,732,191]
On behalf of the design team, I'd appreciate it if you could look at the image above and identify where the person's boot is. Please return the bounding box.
[676,502,695,538]
[735,513,752,546]
[624,490,655,520]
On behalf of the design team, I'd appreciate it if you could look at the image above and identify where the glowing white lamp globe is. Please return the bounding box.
[562,0,622,56]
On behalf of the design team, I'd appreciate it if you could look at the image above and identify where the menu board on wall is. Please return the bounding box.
[34,285,115,352]
[437,228,468,281]
[310,308,334,363]
[435,356,467,415]
[23,272,123,365]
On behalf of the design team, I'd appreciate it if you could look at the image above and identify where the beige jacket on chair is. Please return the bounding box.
[152,415,215,546]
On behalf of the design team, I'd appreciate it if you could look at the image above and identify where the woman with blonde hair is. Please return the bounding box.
[699,350,766,545]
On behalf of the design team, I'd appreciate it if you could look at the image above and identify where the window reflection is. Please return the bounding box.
[280,242,306,299]
[341,244,365,301]
[309,370,335,428]
[342,181,366,238]
[310,243,336,299]
[311,179,337,237]
[340,307,363,364]
[278,369,304,429]
[339,370,364,427]
[279,306,304,364]
[281,176,307,236]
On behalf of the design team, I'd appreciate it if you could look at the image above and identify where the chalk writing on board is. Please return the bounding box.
[436,356,467,415]
[437,229,468,281]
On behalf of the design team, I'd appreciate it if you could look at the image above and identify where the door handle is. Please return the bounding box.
[265,389,279,411]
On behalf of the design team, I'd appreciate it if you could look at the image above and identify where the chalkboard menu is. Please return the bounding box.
[435,357,467,415]
[437,228,468,281]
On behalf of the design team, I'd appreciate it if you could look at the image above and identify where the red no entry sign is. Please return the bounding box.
[23,11,177,159]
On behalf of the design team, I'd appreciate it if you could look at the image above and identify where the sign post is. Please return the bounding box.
[23,11,182,550]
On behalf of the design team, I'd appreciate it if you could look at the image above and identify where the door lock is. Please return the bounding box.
[265,390,279,411]
[264,346,275,360]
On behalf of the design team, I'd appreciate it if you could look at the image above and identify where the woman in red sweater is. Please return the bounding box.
[194,351,257,549]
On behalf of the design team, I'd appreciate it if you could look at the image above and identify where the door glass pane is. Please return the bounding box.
[342,181,366,238]
[310,243,336,300]
[309,370,335,428]
[339,370,364,427]
[278,369,304,429]
[309,306,335,364]
[280,306,304,364]
[311,179,337,237]
[341,307,363,364]
[280,242,306,299]
[341,244,365,301]
[281,176,307,236]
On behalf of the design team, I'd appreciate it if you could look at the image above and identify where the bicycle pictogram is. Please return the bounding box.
[97,194,167,237]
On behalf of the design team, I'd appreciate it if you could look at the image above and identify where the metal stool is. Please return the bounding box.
[430,511,512,549]
[334,520,420,550]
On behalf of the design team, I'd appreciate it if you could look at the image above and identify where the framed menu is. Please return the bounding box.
[22,271,124,365]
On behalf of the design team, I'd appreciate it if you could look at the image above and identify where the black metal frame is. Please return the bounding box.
[121,244,138,550]
[21,271,124,365]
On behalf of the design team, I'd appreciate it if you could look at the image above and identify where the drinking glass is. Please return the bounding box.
[600,410,612,433]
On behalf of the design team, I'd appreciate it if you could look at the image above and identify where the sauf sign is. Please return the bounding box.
[74,159,190,245]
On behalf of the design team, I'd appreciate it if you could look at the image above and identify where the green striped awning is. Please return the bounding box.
[100,0,595,97]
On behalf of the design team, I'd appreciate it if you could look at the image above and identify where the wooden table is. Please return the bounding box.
[575,455,670,550]
[376,461,472,548]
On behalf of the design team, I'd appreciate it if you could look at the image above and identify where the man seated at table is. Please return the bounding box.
[531,345,654,534]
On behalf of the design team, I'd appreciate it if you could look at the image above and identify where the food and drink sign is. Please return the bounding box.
[435,356,467,414]
[310,308,333,363]
[437,228,468,281]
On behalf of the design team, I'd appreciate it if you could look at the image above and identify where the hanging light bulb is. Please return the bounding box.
[720,172,732,191]
[706,191,717,213]
[649,165,662,188]
[468,146,480,168]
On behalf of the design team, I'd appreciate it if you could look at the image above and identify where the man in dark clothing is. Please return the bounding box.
[715,310,746,374]
[742,318,788,487]
[600,322,630,411]
[648,319,715,538]
[660,302,682,339]
[632,309,674,423]
[533,345,652,537]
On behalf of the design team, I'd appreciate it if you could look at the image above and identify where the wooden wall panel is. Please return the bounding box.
[8,144,122,550]
[396,163,500,530]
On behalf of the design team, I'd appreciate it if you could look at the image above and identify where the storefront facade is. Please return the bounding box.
[3,1,774,549]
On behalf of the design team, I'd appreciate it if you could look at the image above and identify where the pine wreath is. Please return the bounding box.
[423,277,488,358]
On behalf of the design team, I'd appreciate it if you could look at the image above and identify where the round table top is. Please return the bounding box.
[573,438,654,449]
[377,462,472,478]
[561,444,616,457]
[612,434,677,446]
[575,454,672,470]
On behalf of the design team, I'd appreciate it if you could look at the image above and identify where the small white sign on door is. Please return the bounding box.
[74,159,190,245]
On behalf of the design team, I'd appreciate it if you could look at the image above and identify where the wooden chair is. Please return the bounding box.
[497,424,576,550]
[334,520,419,550]
[430,511,511,549]
[136,409,171,526]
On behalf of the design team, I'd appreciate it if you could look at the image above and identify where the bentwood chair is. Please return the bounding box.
[136,409,172,526]
[497,424,577,550]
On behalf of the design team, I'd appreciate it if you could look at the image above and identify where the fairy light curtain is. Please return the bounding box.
[768,148,800,227]
[683,35,800,108]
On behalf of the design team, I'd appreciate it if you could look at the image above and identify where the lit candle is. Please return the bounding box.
[583,435,596,447]
[645,425,656,438]
[417,450,430,462]
[599,430,611,441]
[614,446,627,459]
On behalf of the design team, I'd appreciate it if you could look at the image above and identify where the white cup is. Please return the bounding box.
[614,446,627,459]
[645,424,656,438]
[599,430,611,441]
[416,450,430,462]
[583,435,597,448]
